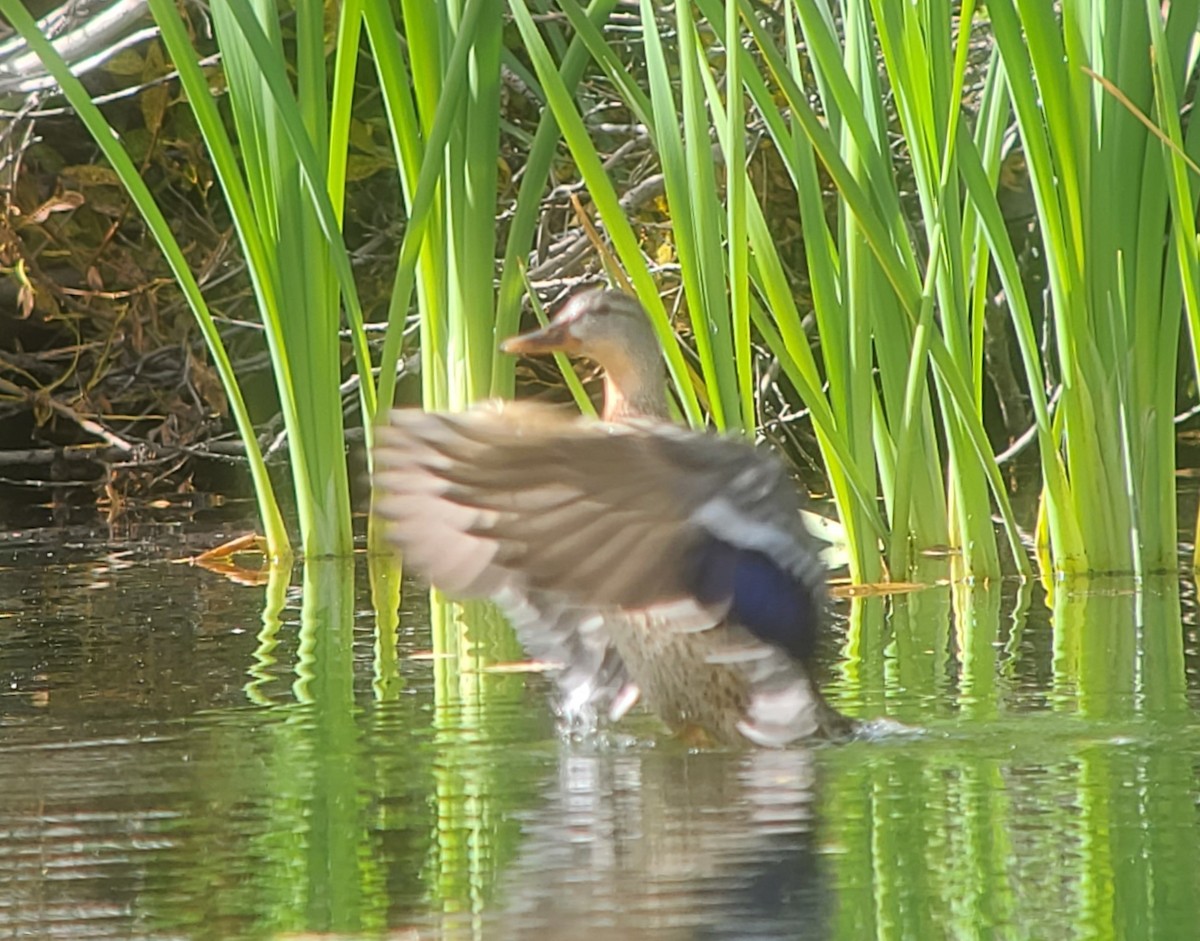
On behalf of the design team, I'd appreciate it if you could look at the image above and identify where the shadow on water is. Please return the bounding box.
[2,513,1200,939]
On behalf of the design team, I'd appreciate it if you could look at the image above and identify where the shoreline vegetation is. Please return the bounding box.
[1,1,1198,579]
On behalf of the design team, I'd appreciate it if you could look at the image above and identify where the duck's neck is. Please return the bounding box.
[601,349,670,422]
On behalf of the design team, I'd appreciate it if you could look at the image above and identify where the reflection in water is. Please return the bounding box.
[0,732,189,938]
[481,747,830,941]
[3,527,1200,939]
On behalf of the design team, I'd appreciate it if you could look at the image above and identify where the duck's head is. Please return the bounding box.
[502,289,669,421]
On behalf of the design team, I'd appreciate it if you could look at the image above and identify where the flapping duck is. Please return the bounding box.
[373,290,854,745]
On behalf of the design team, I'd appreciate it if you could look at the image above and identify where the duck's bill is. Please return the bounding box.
[500,319,578,355]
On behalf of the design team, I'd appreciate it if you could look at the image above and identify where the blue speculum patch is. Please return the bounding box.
[685,537,819,661]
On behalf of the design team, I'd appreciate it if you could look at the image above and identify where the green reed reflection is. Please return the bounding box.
[245,560,292,705]
[954,579,1004,720]
[430,592,525,729]
[889,567,954,716]
[1050,576,1188,720]
[296,559,368,932]
[427,592,543,929]
[826,576,1197,941]
[368,553,404,703]
[230,559,389,937]
[229,558,551,934]
[838,593,887,719]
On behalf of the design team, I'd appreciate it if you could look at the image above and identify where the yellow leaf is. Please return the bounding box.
[102,48,147,77]
[60,165,123,188]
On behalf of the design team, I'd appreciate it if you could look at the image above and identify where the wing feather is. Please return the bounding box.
[373,402,836,739]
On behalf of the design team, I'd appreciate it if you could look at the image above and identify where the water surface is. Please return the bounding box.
[2,513,1198,939]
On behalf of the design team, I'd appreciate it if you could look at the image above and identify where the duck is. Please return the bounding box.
[373,288,855,745]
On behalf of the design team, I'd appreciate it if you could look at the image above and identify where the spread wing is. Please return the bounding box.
[372,402,829,732]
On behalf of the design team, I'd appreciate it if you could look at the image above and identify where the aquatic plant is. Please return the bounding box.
[5,0,1199,579]
[519,0,1200,579]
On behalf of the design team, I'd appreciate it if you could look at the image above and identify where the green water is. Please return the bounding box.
[2,517,1199,939]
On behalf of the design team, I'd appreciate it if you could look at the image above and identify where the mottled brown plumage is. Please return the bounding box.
[373,289,854,745]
